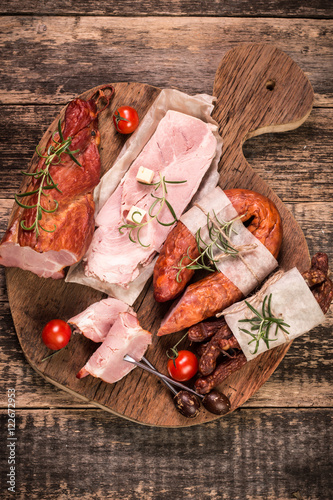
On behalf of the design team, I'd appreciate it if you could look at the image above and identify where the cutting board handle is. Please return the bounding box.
[212,43,314,185]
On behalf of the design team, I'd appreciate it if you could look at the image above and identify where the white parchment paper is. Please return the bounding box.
[180,186,278,296]
[223,268,325,361]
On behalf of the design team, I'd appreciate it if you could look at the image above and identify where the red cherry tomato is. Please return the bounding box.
[42,320,72,351]
[167,350,199,382]
[113,106,139,134]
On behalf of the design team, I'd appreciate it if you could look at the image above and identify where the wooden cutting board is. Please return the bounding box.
[6,44,314,427]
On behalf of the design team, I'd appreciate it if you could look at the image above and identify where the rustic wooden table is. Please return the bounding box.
[0,2,332,499]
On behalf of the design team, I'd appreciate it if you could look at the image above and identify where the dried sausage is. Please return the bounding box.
[157,189,283,335]
[193,253,333,394]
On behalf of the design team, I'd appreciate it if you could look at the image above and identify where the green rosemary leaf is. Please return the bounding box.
[238,293,290,354]
[164,180,187,184]
[58,119,64,142]
[148,198,161,217]
[41,200,59,214]
[128,230,137,244]
[15,189,40,198]
[119,224,135,233]
[68,152,82,168]
[156,218,176,227]
[244,300,262,319]
[47,172,62,193]
[14,195,38,210]
[39,223,56,233]
[21,170,43,177]
[136,227,150,248]
[164,198,177,222]
[20,219,36,231]
[14,118,82,239]
[130,211,143,224]
[119,172,186,247]
[35,146,48,158]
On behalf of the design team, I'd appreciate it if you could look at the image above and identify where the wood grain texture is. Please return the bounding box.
[3,45,321,427]
[1,0,333,18]
[0,17,332,106]
[0,408,332,500]
[0,4,332,498]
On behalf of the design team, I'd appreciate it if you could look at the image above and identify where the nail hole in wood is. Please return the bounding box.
[266,80,276,91]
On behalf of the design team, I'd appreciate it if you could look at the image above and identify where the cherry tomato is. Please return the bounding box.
[113,106,139,134]
[42,319,72,351]
[167,350,199,382]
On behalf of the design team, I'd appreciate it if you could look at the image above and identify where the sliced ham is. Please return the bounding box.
[76,311,151,384]
[84,110,217,287]
[68,297,130,343]
[0,98,103,279]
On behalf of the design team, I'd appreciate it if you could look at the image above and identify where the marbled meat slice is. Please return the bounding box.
[68,297,130,343]
[84,110,217,287]
[76,311,151,384]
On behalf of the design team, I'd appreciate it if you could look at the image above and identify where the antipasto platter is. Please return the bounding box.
[3,44,330,427]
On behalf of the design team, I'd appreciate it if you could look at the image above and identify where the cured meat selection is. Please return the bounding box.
[157,189,283,335]
[68,297,130,343]
[76,311,152,384]
[84,110,217,287]
[192,253,333,394]
[0,89,114,279]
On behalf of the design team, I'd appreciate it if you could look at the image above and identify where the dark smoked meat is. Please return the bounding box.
[0,92,113,279]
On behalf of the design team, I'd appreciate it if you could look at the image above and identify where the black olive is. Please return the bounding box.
[202,390,231,415]
[173,391,200,418]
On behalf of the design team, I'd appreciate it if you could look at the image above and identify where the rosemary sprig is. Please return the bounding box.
[119,173,186,247]
[238,293,290,355]
[14,120,82,239]
[174,211,242,283]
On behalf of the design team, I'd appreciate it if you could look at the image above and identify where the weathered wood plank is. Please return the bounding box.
[0,106,332,202]
[1,0,333,18]
[0,409,332,499]
[0,17,332,106]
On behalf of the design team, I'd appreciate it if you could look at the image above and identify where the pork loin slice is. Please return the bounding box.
[68,297,130,343]
[85,110,217,287]
[76,311,151,384]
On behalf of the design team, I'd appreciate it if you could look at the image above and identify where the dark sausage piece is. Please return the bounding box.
[195,351,248,395]
[157,189,283,335]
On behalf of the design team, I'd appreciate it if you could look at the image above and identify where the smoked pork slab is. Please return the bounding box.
[0,98,102,279]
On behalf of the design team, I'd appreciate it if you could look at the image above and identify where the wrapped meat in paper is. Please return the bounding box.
[180,186,278,296]
[223,268,326,361]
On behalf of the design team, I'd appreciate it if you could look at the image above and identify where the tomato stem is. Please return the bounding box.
[166,331,189,366]
[41,345,68,362]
